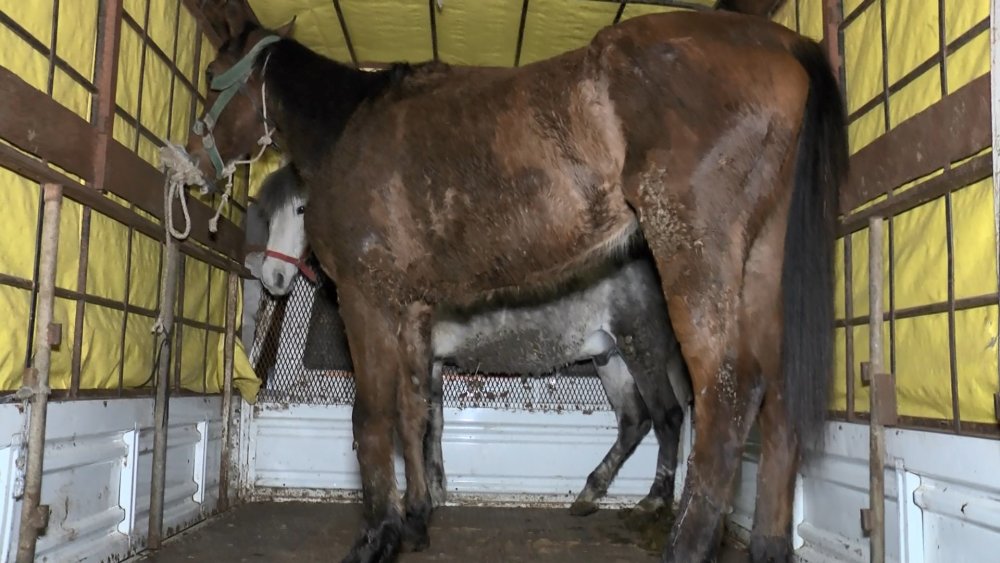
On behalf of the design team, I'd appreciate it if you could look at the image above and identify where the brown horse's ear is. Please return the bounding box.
[223,0,249,39]
[275,16,296,38]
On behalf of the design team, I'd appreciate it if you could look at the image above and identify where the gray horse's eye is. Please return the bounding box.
[296,205,306,215]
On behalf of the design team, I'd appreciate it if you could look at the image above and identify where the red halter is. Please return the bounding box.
[264,248,318,283]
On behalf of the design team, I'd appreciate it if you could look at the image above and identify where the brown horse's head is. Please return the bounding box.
[183,2,293,187]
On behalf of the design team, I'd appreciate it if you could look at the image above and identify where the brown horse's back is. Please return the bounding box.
[305,10,812,311]
[308,48,637,306]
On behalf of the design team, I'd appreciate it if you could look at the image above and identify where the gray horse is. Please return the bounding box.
[256,164,692,516]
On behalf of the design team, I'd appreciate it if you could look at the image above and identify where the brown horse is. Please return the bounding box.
[184,4,847,562]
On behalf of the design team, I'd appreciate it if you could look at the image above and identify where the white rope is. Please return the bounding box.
[209,54,276,234]
[159,142,205,240]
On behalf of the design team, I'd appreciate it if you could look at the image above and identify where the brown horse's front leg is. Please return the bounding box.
[397,302,435,551]
[338,285,405,563]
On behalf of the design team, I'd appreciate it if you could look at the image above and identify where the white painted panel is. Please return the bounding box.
[251,403,663,504]
[725,422,1000,563]
[0,397,223,563]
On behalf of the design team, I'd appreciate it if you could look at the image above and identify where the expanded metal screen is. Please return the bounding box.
[250,276,613,411]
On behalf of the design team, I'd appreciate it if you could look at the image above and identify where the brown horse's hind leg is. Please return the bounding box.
[664,338,765,563]
[749,386,799,562]
[629,187,767,561]
[742,217,799,563]
[397,303,435,551]
[337,284,405,563]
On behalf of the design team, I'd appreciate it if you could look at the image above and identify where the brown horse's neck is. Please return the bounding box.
[261,40,410,172]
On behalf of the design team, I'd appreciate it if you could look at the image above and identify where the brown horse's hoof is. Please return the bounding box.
[341,514,403,563]
[569,500,600,517]
[748,534,792,563]
[403,500,432,552]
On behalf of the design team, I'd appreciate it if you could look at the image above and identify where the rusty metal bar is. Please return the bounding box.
[845,235,855,420]
[514,0,530,67]
[69,210,92,397]
[612,1,626,25]
[147,219,182,549]
[92,0,124,184]
[835,292,998,327]
[428,0,439,61]
[945,191,962,431]
[992,0,1000,424]
[332,0,359,68]
[15,183,63,563]
[117,226,136,396]
[866,216,886,563]
[121,9,206,104]
[841,0,877,28]
[0,10,97,93]
[22,182,45,375]
[822,0,844,86]
[846,18,988,125]
[878,0,890,131]
[173,257,188,391]
[45,0,60,96]
[132,0,153,153]
[218,270,239,510]
[839,153,992,236]
[0,272,223,333]
[202,268,212,394]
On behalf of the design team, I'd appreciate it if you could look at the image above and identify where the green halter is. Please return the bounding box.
[193,35,281,179]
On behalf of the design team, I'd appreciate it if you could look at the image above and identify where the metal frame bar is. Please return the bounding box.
[514,0,530,67]
[15,183,63,563]
[831,0,1000,440]
[332,0,359,68]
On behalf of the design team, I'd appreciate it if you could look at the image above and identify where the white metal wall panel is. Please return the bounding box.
[249,402,667,505]
[0,397,223,563]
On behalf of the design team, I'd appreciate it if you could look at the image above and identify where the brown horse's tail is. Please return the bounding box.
[782,39,848,451]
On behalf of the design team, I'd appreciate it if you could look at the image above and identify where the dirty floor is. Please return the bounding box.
[137,502,749,562]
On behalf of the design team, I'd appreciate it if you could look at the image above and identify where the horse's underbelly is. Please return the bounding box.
[431,278,616,374]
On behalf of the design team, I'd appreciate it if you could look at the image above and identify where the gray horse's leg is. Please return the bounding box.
[627,334,687,515]
[570,340,652,517]
[423,361,447,507]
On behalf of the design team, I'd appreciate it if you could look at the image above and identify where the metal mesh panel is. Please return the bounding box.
[251,277,355,404]
[250,277,612,411]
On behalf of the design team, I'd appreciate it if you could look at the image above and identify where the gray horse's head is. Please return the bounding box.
[257,164,309,296]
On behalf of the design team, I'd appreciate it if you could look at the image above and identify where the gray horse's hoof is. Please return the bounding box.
[428,485,447,509]
[634,496,666,515]
[569,500,600,517]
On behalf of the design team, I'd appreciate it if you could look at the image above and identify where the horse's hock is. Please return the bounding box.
[0,1,997,563]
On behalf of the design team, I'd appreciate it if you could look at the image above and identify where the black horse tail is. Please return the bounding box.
[782,39,849,451]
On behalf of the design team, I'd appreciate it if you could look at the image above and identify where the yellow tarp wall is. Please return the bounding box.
[0,0,260,402]
[777,1,997,424]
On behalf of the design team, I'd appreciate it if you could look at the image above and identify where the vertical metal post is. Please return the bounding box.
[990,0,1000,424]
[15,183,63,563]
[867,217,886,563]
[218,270,239,511]
[147,225,181,548]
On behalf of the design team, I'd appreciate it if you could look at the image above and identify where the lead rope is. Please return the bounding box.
[208,54,276,234]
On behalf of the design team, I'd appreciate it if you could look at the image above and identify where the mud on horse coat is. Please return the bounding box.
[254,163,691,520]
[184,6,848,563]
